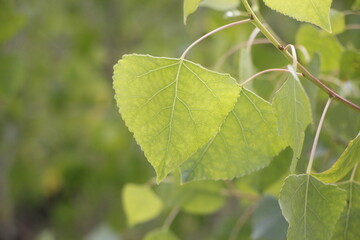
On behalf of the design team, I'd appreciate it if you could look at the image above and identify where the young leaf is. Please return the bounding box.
[279,174,347,240]
[273,70,312,172]
[113,54,240,182]
[332,182,360,240]
[122,184,163,227]
[313,135,360,183]
[144,228,179,240]
[183,0,201,24]
[296,25,343,72]
[252,195,288,240]
[181,88,284,182]
[262,0,332,32]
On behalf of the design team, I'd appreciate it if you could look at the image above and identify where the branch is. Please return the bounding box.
[241,0,360,112]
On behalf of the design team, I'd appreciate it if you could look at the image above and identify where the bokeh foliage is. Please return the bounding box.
[1,0,359,239]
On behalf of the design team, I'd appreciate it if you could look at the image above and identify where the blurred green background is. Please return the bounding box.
[0,0,359,239]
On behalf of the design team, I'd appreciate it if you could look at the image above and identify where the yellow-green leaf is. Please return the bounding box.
[181,88,284,182]
[263,0,333,32]
[113,54,240,182]
[122,184,163,227]
[273,69,312,172]
[279,174,347,240]
[314,135,360,183]
[200,0,240,11]
[183,0,201,24]
[144,228,179,240]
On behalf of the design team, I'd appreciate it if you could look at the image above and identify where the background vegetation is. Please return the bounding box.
[0,0,359,239]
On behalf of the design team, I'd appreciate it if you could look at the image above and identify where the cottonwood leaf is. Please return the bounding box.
[279,174,347,240]
[314,135,360,183]
[273,69,312,172]
[113,54,239,182]
[332,182,360,240]
[181,88,284,182]
[183,0,201,24]
[200,0,240,11]
[122,184,163,227]
[329,9,345,34]
[296,25,343,72]
[340,50,360,81]
[252,195,288,240]
[144,228,179,240]
[262,0,332,32]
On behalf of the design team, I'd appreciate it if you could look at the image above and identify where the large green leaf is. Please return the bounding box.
[262,0,332,32]
[296,25,343,72]
[144,228,179,240]
[279,174,347,240]
[273,69,312,172]
[314,135,360,183]
[332,182,360,240]
[122,184,163,227]
[183,0,201,24]
[181,88,284,182]
[113,54,239,182]
[252,195,288,240]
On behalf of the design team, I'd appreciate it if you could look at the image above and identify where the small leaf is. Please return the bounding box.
[200,0,240,12]
[262,0,333,32]
[332,182,360,240]
[181,88,284,182]
[144,228,179,240]
[183,0,201,24]
[273,69,312,172]
[279,174,347,240]
[113,54,240,182]
[122,184,163,227]
[296,25,343,72]
[314,135,360,183]
[252,195,288,240]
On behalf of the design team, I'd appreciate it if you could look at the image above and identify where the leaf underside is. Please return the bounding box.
[279,174,347,240]
[332,182,360,240]
[113,54,239,182]
[273,72,312,172]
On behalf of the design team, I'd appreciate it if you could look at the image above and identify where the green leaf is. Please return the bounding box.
[144,228,179,240]
[183,0,201,24]
[252,195,288,240]
[279,174,347,240]
[273,69,312,172]
[113,54,240,182]
[122,184,163,227]
[262,0,333,32]
[181,88,284,182]
[329,9,345,35]
[313,135,360,183]
[332,182,360,240]
[296,25,343,72]
[200,0,240,11]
